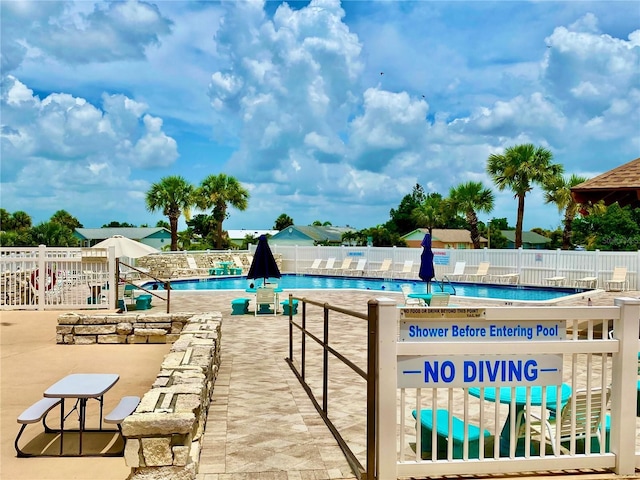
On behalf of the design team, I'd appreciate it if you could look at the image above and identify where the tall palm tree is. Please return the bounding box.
[543,174,606,250]
[487,144,563,248]
[11,211,32,230]
[447,181,495,249]
[50,209,82,230]
[145,176,195,251]
[411,194,446,234]
[196,174,249,250]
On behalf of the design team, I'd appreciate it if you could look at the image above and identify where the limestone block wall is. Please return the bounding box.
[135,252,282,279]
[122,312,222,480]
[56,312,192,344]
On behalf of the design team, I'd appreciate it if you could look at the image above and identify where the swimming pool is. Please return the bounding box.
[145,274,589,302]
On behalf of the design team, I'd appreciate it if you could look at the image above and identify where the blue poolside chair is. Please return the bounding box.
[412,409,490,459]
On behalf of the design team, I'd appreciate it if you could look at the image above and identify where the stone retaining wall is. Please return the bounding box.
[56,312,191,344]
[122,312,222,480]
[135,252,282,279]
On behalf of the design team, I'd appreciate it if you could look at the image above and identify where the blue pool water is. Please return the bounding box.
[145,274,587,302]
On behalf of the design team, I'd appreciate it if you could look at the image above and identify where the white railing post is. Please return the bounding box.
[610,297,640,475]
[37,245,46,310]
[636,249,640,290]
[376,296,398,480]
[555,248,561,276]
[517,246,523,276]
[108,246,117,309]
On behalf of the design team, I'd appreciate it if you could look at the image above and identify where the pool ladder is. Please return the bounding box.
[437,276,457,296]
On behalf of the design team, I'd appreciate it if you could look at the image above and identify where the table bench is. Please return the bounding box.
[105,395,140,447]
[281,299,299,315]
[15,398,62,457]
[412,409,490,459]
[135,294,152,310]
[231,298,250,315]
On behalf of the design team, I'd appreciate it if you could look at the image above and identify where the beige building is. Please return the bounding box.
[401,228,487,249]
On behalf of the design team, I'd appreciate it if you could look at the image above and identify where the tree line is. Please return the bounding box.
[1,144,639,251]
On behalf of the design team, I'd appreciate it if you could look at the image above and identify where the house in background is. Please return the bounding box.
[268,225,356,246]
[74,227,171,250]
[571,157,640,210]
[402,228,487,249]
[500,230,551,249]
[227,229,279,248]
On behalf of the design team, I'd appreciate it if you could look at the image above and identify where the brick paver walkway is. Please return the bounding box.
[153,287,640,480]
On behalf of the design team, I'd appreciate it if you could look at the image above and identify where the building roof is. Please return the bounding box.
[269,225,355,245]
[571,158,640,208]
[227,229,279,240]
[403,228,487,243]
[74,227,170,240]
[500,230,550,244]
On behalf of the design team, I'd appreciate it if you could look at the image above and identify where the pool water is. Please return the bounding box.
[145,274,588,302]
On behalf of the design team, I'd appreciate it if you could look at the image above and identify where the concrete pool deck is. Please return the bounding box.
[1,287,639,480]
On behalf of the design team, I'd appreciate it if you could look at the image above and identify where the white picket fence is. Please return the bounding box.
[0,245,116,310]
[374,297,640,477]
[265,245,640,290]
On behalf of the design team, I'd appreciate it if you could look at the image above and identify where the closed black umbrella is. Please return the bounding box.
[418,233,435,292]
[247,235,281,286]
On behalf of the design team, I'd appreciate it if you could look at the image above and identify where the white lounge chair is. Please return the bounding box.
[345,258,367,276]
[517,386,610,455]
[371,259,392,277]
[605,267,627,291]
[429,292,451,306]
[400,284,425,306]
[319,258,336,274]
[444,262,466,281]
[231,256,246,275]
[465,262,490,282]
[305,259,322,273]
[397,260,414,278]
[490,272,519,284]
[173,255,209,277]
[576,276,597,288]
[329,258,352,275]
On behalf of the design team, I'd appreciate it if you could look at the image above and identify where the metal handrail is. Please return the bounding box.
[284,294,376,480]
[439,275,457,295]
[117,261,171,313]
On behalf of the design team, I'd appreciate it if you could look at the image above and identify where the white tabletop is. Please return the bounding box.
[44,373,119,399]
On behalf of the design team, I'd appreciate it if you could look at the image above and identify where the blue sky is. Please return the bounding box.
[1,1,639,233]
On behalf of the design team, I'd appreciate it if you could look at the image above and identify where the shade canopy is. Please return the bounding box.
[418,233,435,289]
[571,158,640,210]
[91,235,159,258]
[247,235,281,284]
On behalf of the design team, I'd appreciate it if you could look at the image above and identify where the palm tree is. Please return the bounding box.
[274,213,294,230]
[145,176,195,251]
[50,210,82,230]
[487,144,563,248]
[11,211,32,231]
[447,182,495,249]
[196,174,249,250]
[411,194,446,234]
[543,174,606,250]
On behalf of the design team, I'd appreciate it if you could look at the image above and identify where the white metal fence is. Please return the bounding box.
[0,245,116,310]
[265,245,639,290]
[374,297,640,477]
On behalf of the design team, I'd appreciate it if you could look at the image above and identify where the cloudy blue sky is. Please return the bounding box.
[1,1,639,233]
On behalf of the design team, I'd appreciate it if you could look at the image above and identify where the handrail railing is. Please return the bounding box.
[284,294,376,480]
[439,276,457,295]
[118,261,171,313]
